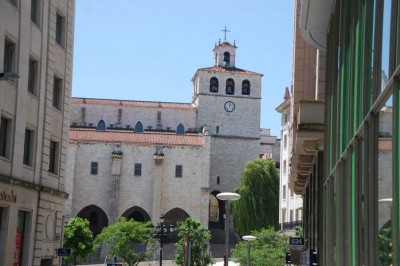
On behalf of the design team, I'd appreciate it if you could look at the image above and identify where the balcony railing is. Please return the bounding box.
[275,221,303,231]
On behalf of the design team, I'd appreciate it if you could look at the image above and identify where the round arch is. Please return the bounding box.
[121,206,151,222]
[209,190,225,229]
[164,208,190,226]
[76,205,108,236]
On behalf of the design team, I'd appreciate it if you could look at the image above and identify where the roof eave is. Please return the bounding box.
[300,0,335,51]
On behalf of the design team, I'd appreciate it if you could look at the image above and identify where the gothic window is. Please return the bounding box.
[226,79,235,95]
[96,120,106,131]
[210,77,219,93]
[223,52,230,66]
[242,80,250,95]
[135,121,143,132]
[177,123,184,135]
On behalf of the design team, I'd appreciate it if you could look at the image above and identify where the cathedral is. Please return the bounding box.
[65,39,264,236]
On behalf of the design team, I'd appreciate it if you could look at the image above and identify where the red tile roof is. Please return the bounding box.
[69,129,204,147]
[196,66,263,76]
[379,138,392,151]
[71,98,196,110]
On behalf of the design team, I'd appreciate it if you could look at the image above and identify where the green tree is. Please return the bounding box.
[378,227,392,265]
[232,227,288,266]
[95,218,154,266]
[294,226,303,237]
[174,218,213,266]
[232,159,279,236]
[63,217,94,266]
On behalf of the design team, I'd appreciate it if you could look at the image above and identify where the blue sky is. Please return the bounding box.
[72,1,294,136]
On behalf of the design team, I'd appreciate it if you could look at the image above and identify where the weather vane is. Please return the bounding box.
[221,26,230,41]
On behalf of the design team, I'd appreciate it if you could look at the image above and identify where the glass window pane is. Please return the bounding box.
[377,96,393,265]
[380,0,392,91]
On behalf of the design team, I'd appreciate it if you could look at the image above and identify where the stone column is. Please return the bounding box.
[152,147,164,223]
[109,151,123,223]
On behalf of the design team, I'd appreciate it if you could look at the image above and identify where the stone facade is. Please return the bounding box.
[65,40,264,233]
[0,0,74,265]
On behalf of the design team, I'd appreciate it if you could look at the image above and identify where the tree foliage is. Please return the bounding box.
[232,227,288,266]
[63,217,94,266]
[94,218,155,266]
[232,159,279,236]
[378,227,392,265]
[174,218,213,266]
[294,226,303,237]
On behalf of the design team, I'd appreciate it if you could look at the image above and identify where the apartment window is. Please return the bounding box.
[283,160,287,175]
[284,113,288,123]
[48,140,59,174]
[23,129,34,166]
[52,77,63,110]
[28,58,38,95]
[134,163,142,176]
[283,134,287,149]
[4,39,16,73]
[90,162,98,175]
[175,165,182,178]
[31,0,41,26]
[55,13,65,46]
[296,209,302,221]
[290,209,293,222]
[283,185,286,200]
[290,189,294,198]
[0,117,11,158]
[282,208,286,223]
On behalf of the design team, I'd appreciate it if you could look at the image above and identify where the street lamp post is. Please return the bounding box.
[154,214,174,266]
[242,235,256,266]
[216,192,241,266]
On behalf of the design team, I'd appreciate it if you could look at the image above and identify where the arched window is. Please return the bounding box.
[96,120,106,131]
[134,121,143,132]
[177,123,185,135]
[216,126,219,134]
[242,80,250,95]
[210,77,219,93]
[223,52,230,66]
[226,79,235,95]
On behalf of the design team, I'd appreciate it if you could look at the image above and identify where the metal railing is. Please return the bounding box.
[275,221,303,231]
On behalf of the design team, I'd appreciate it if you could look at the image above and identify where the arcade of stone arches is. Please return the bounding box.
[75,192,226,236]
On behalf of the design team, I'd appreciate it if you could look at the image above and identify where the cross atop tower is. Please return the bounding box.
[221,26,230,41]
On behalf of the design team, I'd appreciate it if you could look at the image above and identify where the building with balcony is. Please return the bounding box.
[0,1,74,265]
[288,0,400,264]
[276,87,303,234]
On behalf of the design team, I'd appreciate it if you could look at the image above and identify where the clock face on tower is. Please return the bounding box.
[224,101,235,112]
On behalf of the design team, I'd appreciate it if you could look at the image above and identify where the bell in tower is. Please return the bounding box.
[213,26,237,68]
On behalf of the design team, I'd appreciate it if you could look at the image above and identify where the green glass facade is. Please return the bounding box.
[321,0,400,265]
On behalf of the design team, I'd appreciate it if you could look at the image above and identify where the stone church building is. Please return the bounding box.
[65,40,263,235]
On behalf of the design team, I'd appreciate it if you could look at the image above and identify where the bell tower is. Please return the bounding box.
[191,33,263,194]
[213,40,237,67]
